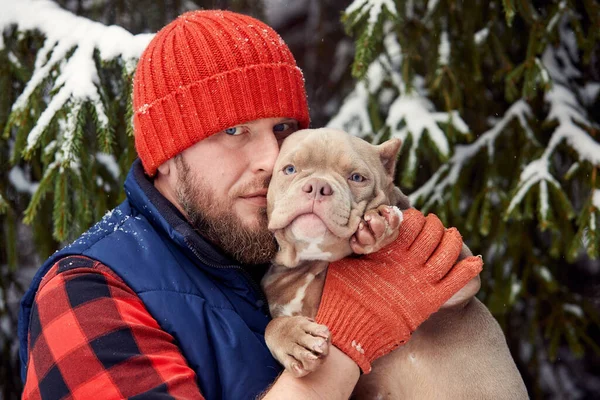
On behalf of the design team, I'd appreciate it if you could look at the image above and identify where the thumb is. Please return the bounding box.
[437,256,483,298]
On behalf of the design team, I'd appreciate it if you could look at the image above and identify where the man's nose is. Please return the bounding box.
[252,132,280,173]
[302,178,333,200]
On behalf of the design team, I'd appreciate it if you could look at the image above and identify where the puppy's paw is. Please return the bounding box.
[265,316,330,377]
[351,205,402,255]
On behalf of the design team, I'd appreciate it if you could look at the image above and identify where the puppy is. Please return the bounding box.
[262,128,528,399]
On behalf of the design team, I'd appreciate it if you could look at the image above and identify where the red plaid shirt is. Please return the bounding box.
[22,255,204,399]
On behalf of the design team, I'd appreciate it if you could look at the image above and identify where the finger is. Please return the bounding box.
[424,227,464,281]
[407,214,445,265]
[437,256,483,299]
[396,208,426,249]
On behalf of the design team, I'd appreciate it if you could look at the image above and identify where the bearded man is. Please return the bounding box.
[18,10,481,399]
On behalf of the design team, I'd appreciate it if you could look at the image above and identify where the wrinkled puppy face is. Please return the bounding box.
[267,128,403,268]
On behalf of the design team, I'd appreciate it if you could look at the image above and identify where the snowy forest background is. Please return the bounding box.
[1,0,599,398]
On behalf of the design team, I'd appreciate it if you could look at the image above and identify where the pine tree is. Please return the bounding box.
[329,0,600,397]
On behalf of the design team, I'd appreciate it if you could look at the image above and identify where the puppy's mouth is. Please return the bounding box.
[289,213,328,239]
[271,204,356,240]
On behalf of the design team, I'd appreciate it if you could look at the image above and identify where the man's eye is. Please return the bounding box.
[224,127,242,135]
[349,173,365,182]
[273,123,290,132]
[283,165,296,175]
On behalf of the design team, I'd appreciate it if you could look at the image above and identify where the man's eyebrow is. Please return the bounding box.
[277,119,298,125]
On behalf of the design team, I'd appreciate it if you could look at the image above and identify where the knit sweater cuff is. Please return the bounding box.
[315,289,411,374]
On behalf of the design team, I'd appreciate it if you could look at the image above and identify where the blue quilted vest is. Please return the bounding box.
[18,160,282,399]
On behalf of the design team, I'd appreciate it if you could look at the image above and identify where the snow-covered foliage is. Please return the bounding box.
[1,0,151,155]
[1,0,599,397]
[1,0,153,240]
[328,28,469,184]
[332,0,600,396]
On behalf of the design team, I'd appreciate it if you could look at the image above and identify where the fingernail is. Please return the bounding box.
[359,222,364,230]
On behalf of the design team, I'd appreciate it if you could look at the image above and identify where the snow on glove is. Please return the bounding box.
[314,208,483,373]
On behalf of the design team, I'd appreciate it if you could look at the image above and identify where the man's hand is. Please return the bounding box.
[350,205,402,255]
[315,209,483,373]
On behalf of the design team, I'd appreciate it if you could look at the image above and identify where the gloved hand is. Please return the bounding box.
[314,208,483,373]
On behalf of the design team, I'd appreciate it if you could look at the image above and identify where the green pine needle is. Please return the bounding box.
[0,193,8,214]
[503,0,517,27]
[23,162,59,225]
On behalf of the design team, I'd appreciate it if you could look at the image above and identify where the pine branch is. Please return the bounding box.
[0,193,7,214]
[1,0,151,159]
[327,82,374,138]
[22,160,59,225]
[343,0,398,79]
[329,30,469,188]
[410,100,533,208]
[0,0,153,239]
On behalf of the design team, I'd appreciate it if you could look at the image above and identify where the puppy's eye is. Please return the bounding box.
[283,165,296,175]
[349,173,365,182]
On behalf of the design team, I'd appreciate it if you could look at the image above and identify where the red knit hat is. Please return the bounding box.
[133,10,310,176]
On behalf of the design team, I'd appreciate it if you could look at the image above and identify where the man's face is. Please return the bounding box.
[173,117,299,265]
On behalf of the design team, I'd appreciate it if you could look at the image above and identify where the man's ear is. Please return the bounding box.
[377,138,402,177]
[157,159,171,176]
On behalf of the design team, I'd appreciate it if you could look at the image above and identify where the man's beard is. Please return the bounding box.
[174,155,277,265]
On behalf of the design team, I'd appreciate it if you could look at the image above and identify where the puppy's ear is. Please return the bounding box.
[377,138,402,177]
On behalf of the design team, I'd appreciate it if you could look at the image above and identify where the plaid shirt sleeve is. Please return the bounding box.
[22,255,204,399]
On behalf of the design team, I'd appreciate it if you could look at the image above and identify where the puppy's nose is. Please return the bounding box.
[302,179,333,200]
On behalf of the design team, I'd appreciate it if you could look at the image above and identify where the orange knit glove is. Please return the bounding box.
[314,208,483,373]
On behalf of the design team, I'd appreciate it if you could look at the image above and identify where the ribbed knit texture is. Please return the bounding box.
[133,10,310,176]
[315,209,483,373]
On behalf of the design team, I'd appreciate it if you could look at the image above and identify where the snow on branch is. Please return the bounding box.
[505,44,600,220]
[411,17,599,232]
[345,0,397,36]
[329,30,468,167]
[543,83,600,165]
[0,0,152,155]
[437,30,450,66]
[410,100,532,207]
[327,81,374,138]
[385,88,468,177]
[594,190,600,211]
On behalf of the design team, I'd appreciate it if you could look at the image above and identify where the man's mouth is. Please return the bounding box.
[240,190,268,206]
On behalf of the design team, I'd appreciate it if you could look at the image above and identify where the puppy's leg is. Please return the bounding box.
[265,316,330,377]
